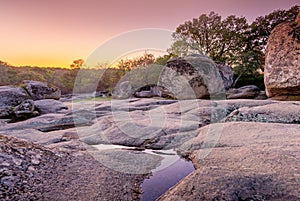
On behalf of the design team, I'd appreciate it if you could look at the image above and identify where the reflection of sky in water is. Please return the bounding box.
[92,144,195,200]
[141,156,194,201]
[92,144,179,172]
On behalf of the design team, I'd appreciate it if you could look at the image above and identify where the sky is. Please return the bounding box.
[0,0,298,68]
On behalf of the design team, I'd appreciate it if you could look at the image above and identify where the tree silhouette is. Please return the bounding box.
[70,59,84,69]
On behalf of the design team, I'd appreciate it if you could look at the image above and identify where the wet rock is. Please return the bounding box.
[23,80,61,100]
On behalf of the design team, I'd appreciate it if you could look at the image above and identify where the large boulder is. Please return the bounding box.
[112,55,232,99]
[215,64,233,90]
[264,13,300,100]
[226,85,260,99]
[13,99,38,120]
[161,54,227,99]
[0,86,29,107]
[23,80,61,100]
[0,86,30,118]
[34,99,68,115]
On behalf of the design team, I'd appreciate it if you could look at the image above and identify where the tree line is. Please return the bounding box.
[168,5,299,87]
[0,5,298,93]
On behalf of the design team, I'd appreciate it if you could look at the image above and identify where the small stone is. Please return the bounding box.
[31,158,40,165]
[1,176,18,187]
[13,158,23,166]
[27,166,35,172]
[1,161,10,166]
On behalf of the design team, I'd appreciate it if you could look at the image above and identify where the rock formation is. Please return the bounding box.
[160,122,300,201]
[34,99,68,115]
[160,54,229,99]
[23,80,61,100]
[1,96,300,200]
[0,86,30,118]
[113,54,233,99]
[264,12,300,100]
[215,63,233,90]
[226,85,260,99]
[0,81,66,121]
[13,99,38,119]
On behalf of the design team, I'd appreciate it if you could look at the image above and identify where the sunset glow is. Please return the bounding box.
[0,0,298,68]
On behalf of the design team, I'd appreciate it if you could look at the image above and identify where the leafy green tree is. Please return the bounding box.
[154,54,174,65]
[247,5,299,52]
[169,6,299,87]
[169,12,248,65]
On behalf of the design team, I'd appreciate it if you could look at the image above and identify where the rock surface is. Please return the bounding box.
[34,99,68,114]
[0,134,145,201]
[163,54,226,99]
[227,85,261,99]
[0,109,96,132]
[0,86,29,118]
[13,99,38,120]
[23,80,61,100]
[1,97,300,200]
[216,63,233,90]
[113,54,231,99]
[0,82,66,120]
[225,101,300,124]
[0,86,29,107]
[264,16,300,100]
[159,122,300,201]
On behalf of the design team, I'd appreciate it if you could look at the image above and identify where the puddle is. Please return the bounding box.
[141,157,194,201]
[91,144,195,200]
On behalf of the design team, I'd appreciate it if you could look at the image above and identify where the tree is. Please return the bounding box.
[169,6,299,87]
[154,54,174,65]
[247,5,299,52]
[116,52,155,71]
[230,5,299,86]
[169,12,249,65]
[70,59,84,69]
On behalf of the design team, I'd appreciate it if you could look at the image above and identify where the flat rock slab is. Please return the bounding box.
[160,122,300,201]
[225,101,300,124]
[0,134,145,201]
[0,110,96,132]
[34,99,68,114]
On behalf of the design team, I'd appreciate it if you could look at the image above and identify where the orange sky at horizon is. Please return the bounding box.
[0,0,298,68]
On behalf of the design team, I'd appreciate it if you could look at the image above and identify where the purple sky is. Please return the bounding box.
[0,0,298,67]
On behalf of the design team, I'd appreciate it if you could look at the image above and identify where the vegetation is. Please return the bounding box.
[0,53,163,94]
[0,6,298,93]
[168,5,299,87]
